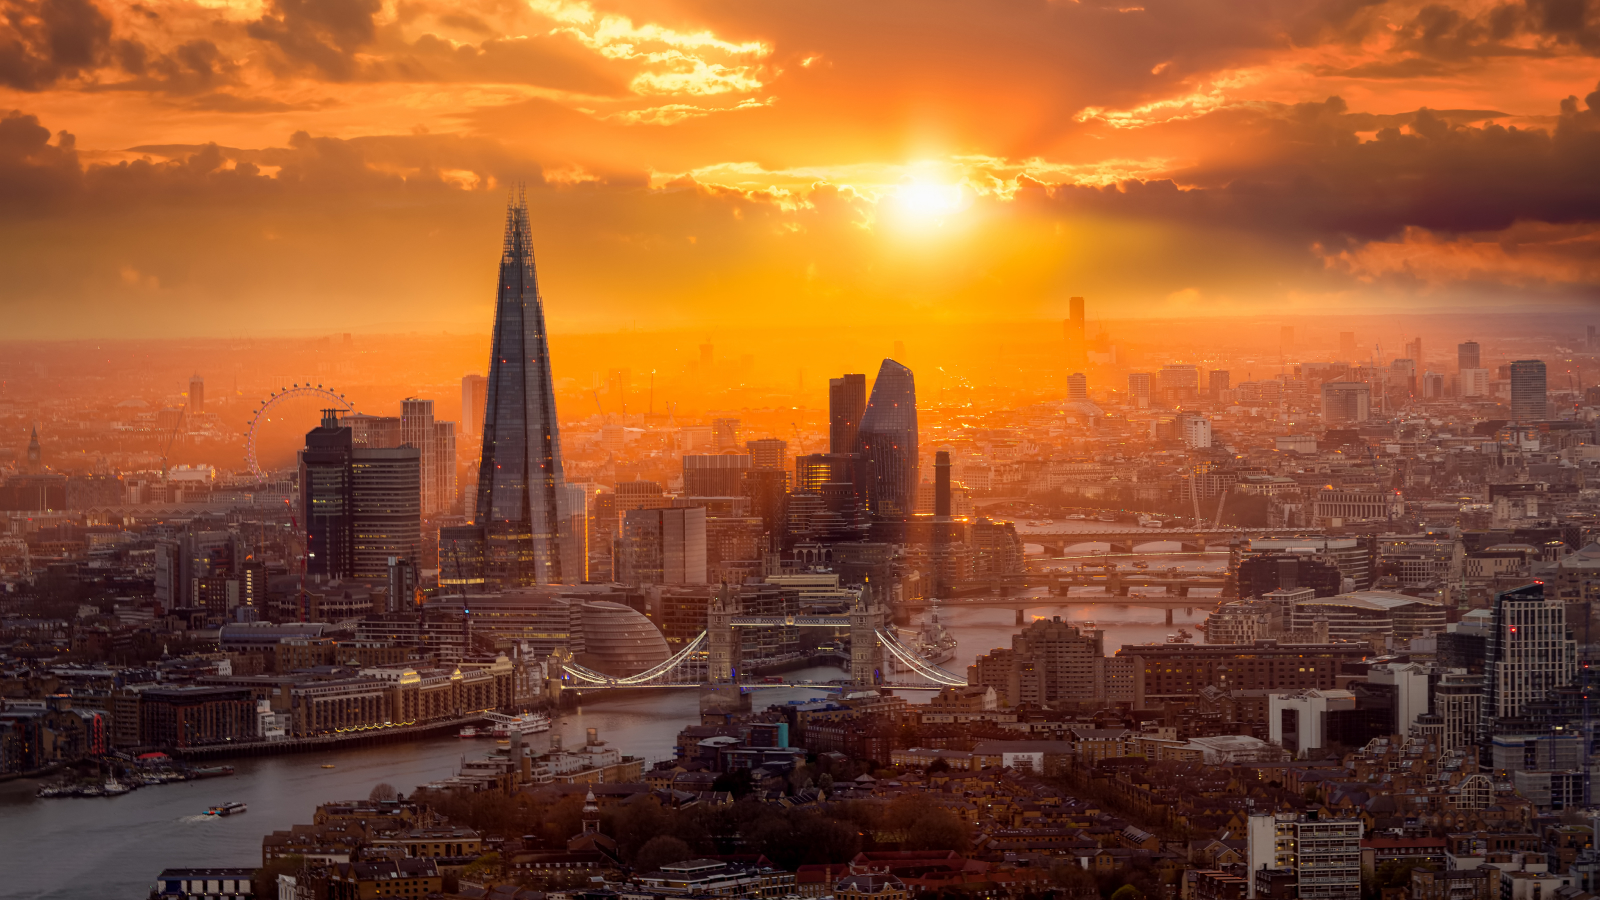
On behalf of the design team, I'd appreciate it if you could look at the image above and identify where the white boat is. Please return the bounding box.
[207,801,247,816]
[102,778,130,796]
[458,726,480,739]
[489,712,552,739]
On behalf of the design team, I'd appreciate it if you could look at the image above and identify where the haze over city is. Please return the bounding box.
[5,3,1600,900]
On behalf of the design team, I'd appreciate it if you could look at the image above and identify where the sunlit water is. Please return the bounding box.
[0,550,1223,899]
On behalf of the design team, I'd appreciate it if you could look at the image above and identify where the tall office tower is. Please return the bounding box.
[1461,368,1490,398]
[1127,372,1153,404]
[1510,360,1548,422]
[1339,331,1358,360]
[1458,341,1481,371]
[856,359,918,518]
[343,412,401,449]
[1065,296,1087,365]
[400,398,457,516]
[301,410,354,579]
[1066,372,1087,400]
[1404,337,1422,366]
[189,374,205,414]
[460,374,487,440]
[1482,583,1575,740]
[620,507,707,585]
[586,490,617,582]
[682,454,751,496]
[1279,325,1294,354]
[1208,369,1230,397]
[745,438,787,470]
[934,450,952,518]
[741,468,789,553]
[828,374,867,454]
[350,446,421,580]
[475,190,567,585]
[1321,381,1371,424]
[556,482,588,583]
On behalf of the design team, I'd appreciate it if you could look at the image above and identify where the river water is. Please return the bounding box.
[0,547,1221,900]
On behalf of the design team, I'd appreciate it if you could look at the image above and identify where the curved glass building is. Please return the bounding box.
[855,359,918,518]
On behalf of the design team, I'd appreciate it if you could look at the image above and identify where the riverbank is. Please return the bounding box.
[174,715,489,759]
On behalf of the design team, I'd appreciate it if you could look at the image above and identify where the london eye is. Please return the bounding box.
[244,384,352,479]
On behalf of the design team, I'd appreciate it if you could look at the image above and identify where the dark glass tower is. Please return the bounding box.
[855,359,917,519]
[474,191,566,585]
[829,374,867,454]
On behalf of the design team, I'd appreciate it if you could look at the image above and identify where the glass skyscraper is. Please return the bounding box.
[855,359,918,518]
[1509,359,1547,423]
[474,190,566,585]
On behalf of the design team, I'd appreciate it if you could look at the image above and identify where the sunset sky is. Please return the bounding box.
[3,0,1599,337]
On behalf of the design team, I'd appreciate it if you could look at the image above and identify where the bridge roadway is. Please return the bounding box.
[939,571,1228,597]
[1017,526,1303,553]
[901,590,1224,625]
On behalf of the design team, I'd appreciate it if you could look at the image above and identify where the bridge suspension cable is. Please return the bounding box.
[560,631,707,687]
[875,628,967,687]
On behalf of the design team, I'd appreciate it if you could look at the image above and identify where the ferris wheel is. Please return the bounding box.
[245,384,353,479]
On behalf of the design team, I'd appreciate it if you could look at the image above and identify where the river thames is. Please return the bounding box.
[1,547,1220,900]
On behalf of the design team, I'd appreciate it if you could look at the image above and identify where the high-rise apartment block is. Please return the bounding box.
[1158,364,1200,402]
[400,398,457,516]
[1208,369,1230,397]
[1458,341,1480,371]
[1247,812,1361,900]
[828,374,867,454]
[1066,372,1086,400]
[967,616,1106,707]
[1509,359,1548,422]
[1482,583,1574,735]
[1127,372,1153,405]
[188,374,204,415]
[474,192,567,585]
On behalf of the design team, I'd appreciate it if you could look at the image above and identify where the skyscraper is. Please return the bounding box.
[1510,359,1547,422]
[855,359,918,518]
[474,190,566,585]
[189,374,205,414]
[1066,372,1087,400]
[1481,582,1574,740]
[301,410,421,581]
[400,398,457,516]
[460,374,487,440]
[1458,341,1480,371]
[828,374,867,454]
[301,410,354,579]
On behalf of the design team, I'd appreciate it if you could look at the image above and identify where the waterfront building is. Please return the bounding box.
[967,616,1106,707]
[1116,640,1370,707]
[855,359,918,519]
[475,191,567,586]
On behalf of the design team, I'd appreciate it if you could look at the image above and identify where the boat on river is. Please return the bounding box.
[206,801,247,816]
[488,712,552,739]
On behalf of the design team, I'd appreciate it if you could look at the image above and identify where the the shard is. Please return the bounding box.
[474,189,566,585]
[855,359,918,518]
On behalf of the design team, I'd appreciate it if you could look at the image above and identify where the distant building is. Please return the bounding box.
[745,438,787,471]
[300,411,422,582]
[1458,340,1481,371]
[855,359,918,519]
[683,454,751,496]
[1509,360,1547,422]
[188,374,204,415]
[1067,372,1087,400]
[1127,372,1153,405]
[1321,382,1371,424]
[1159,364,1200,402]
[621,507,707,585]
[829,374,867,454]
[1208,369,1230,397]
[460,373,487,440]
[968,616,1106,706]
[1482,583,1575,738]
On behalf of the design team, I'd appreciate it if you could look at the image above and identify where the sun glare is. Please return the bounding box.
[895,182,965,217]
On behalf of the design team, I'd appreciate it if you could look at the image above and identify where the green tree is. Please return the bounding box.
[634,835,692,874]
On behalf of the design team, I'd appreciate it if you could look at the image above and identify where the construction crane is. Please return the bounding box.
[159,407,186,480]
[792,422,805,455]
[590,389,605,420]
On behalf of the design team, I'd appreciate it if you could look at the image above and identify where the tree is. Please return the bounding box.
[369,783,397,802]
[904,809,969,852]
[460,852,501,883]
[712,768,755,798]
[634,835,692,874]
[611,797,671,864]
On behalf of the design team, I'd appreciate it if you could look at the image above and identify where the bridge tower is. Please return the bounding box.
[849,582,886,688]
[708,585,736,682]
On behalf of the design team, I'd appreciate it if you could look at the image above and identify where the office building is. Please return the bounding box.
[188,374,204,414]
[1482,583,1575,735]
[620,507,707,585]
[745,438,787,470]
[302,411,355,579]
[586,489,617,582]
[1067,372,1087,400]
[1460,368,1489,398]
[350,447,421,580]
[1065,296,1087,365]
[1320,381,1370,424]
[460,374,487,440]
[855,359,918,518]
[1158,364,1200,402]
[1119,641,1368,706]
[1208,369,1230,397]
[1127,372,1153,405]
[683,454,751,496]
[740,468,789,553]
[1245,536,1374,591]
[1247,812,1362,900]
[474,191,567,585]
[1509,359,1547,422]
[556,482,588,584]
[1458,341,1480,371]
[829,374,867,454]
[1179,414,1212,449]
[400,398,457,516]
[1435,673,1482,753]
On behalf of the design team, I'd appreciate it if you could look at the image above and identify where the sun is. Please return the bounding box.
[895,182,965,217]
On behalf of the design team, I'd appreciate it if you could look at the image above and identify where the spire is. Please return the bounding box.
[26,424,41,472]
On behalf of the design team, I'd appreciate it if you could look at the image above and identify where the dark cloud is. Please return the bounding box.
[0,0,111,89]
[247,0,384,81]
[1023,89,1600,246]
